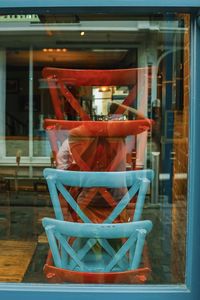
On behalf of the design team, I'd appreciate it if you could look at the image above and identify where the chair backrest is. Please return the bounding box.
[43,168,154,223]
[42,217,153,272]
[42,67,139,120]
[44,119,153,169]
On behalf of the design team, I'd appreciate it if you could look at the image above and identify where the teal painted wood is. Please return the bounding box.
[44,168,153,271]
[44,168,153,222]
[185,16,200,298]
[0,1,199,14]
[0,0,200,8]
[43,168,154,188]
[0,5,200,300]
[42,218,152,272]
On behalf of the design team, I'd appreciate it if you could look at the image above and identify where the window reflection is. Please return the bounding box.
[0,14,189,284]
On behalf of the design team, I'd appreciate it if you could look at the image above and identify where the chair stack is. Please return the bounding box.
[42,67,154,284]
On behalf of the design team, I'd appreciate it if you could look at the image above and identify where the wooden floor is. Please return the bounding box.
[0,189,187,284]
[0,240,37,282]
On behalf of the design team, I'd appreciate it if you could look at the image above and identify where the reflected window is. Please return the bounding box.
[0,13,189,285]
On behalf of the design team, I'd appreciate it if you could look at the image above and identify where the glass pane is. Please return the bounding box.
[0,13,189,285]
[6,50,29,156]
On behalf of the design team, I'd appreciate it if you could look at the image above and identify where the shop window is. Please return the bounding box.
[0,13,189,285]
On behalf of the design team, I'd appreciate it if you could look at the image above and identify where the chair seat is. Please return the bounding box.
[44,252,151,284]
[42,171,154,284]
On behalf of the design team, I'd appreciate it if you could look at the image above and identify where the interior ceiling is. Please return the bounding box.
[38,14,158,23]
[1,15,183,68]
[4,27,138,68]
[6,49,136,69]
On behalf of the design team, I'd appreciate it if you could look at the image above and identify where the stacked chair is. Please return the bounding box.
[42,67,154,283]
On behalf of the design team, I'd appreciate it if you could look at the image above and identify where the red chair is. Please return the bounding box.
[43,67,152,169]
[44,119,153,223]
[44,119,153,171]
[42,67,139,120]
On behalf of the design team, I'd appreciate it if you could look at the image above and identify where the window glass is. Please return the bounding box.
[6,50,29,156]
[0,13,189,284]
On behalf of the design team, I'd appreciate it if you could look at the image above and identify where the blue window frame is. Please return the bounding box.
[0,1,200,299]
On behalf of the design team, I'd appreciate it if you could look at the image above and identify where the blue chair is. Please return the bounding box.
[42,217,153,283]
[43,168,154,223]
[43,168,154,283]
